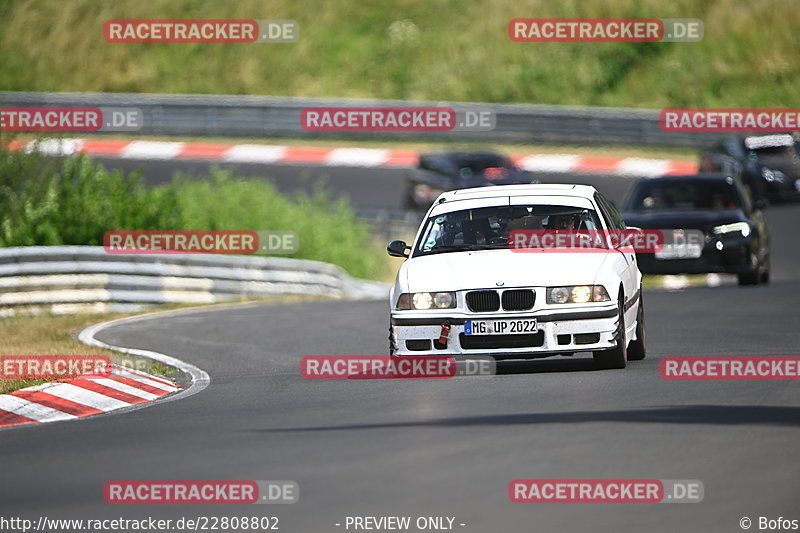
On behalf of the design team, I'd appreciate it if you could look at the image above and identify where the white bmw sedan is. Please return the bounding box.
[387,184,646,369]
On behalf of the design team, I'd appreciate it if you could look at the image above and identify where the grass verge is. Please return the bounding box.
[0,0,797,108]
[0,312,172,395]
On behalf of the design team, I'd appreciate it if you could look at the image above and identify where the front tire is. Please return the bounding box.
[627,291,646,361]
[760,253,771,284]
[594,294,627,369]
[737,270,760,286]
[738,251,762,286]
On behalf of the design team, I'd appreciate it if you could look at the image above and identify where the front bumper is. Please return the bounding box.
[762,177,800,202]
[391,304,618,358]
[636,237,756,275]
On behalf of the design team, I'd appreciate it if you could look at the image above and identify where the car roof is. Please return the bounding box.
[744,134,794,149]
[437,183,597,202]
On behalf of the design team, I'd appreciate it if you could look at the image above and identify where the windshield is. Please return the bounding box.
[752,146,796,159]
[414,204,603,256]
[624,179,742,211]
[453,154,513,171]
[419,153,513,174]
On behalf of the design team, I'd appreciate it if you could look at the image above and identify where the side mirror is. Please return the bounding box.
[753,197,768,211]
[387,240,410,258]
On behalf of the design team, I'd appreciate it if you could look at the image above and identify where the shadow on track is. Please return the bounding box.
[256,405,800,432]
[491,356,597,374]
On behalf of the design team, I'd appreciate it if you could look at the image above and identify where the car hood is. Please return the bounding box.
[401,249,611,292]
[623,209,746,231]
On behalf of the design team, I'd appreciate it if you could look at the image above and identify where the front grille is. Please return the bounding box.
[459,331,545,349]
[501,289,535,311]
[466,290,500,312]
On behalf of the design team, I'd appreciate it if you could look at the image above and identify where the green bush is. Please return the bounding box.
[0,144,383,279]
[172,169,382,278]
[0,145,180,246]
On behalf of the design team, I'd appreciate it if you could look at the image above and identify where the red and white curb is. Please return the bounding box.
[0,306,212,430]
[0,365,178,429]
[8,138,697,177]
[513,154,696,177]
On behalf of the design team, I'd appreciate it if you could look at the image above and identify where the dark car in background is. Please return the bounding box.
[622,173,770,286]
[699,134,800,202]
[404,151,537,210]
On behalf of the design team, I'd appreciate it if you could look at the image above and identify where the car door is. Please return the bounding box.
[594,193,640,322]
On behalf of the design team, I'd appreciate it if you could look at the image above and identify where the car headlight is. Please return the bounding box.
[713,222,751,237]
[395,292,456,310]
[433,292,455,308]
[412,292,434,310]
[571,286,592,304]
[762,167,787,183]
[546,285,610,304]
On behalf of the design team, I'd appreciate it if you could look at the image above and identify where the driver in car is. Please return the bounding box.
[547,213,578,230]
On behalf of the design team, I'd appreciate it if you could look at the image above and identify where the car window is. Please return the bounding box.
[419,156,455,174]
[454,154,511,172]
[624,179,743,211]
[752,146,796,158]
[414,204,603,256]
[595,193,626,229]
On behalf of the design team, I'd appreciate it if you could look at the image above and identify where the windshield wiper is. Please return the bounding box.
[421,244,501,254]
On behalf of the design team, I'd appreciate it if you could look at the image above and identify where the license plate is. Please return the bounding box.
[465,319,537,335]
[655,243,703,260]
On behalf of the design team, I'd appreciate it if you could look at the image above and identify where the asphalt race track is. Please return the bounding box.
[2,159,799,532]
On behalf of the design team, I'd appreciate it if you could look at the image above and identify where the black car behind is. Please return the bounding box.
[699,134,800,202]
[622,173,770,286]
[404,151,537,210]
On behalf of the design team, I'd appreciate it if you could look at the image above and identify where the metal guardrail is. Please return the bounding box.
[0,246,389,316]
[0,91,721,147]
[354,208,423,240]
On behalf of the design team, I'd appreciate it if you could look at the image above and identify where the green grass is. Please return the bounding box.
[0,0,797,108]
[0,141,385,279]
